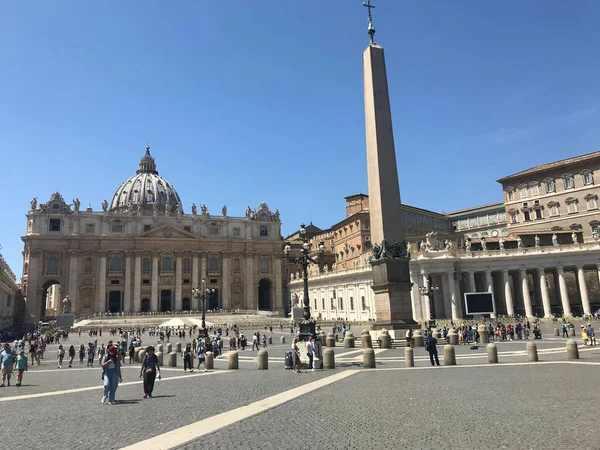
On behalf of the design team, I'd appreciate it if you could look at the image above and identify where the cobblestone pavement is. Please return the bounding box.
[4,328,599,450]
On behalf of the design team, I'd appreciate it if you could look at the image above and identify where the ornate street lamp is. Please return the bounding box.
[192,278,214,339]
[283,224,325,341]
[419,280,440,327]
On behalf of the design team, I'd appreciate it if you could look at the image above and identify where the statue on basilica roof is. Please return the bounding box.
[102,199,108,212]
[201,204,209,217]
[73,198,80,212]
[30,197,37,211]
[191,203,197,216]
[222,205,227,217]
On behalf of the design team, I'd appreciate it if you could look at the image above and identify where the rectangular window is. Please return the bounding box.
[322,298,325,311]
[350,296,354,311]
[111,224,124,233]
[143,260,150,273]
[184,226,191,232]
[233,227,240,236]
[330,298,335,310]
[545,181,555,193]
[549,205,559,217]
[523,211,531,222]
[507,191,514,201]
[85,223,95,234]
[583,173,594,185]
[338,297,343,310]
[142,279,150,285]
[209,227,220,235]
[110,280,120,285]
[564,177,574,189]
[183,279,190,284]
[520,188,528,199]
[144,225,152,232]
[361,296,366,311]
[49,219,61,232]
[567,202,578,213]
[531,185,539,196]
[535,209,543,220]
[586,197,598,210]
[259,225,269,237]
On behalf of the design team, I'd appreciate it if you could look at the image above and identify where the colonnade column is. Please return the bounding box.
[200,252,207,283]
[191,254,199,309]
[519,269,533,318]
[97,253,106,313]
[421,270,431,321]
[502,270,514,316]
[175,254,183,311]
[124,253,132,312]
[409,270,423,322]
[222,253,231,310]
[557,267,571,317]
[538,268,552,318]
[446,271,461,320]
[133,253,142,312]
[577,265,591,316]
[274,255,282,312]
[484,269,496,318]
[466,271,476,293]
[68,251,78,315]
[151,255,159,312]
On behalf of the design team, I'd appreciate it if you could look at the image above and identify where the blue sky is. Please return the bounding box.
[1,1,599,277]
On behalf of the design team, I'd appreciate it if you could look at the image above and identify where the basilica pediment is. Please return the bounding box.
[138,224,197,239]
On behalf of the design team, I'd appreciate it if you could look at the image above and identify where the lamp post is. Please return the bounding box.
[419,280,440,328]
[283,223,325,341]
[192,278,214,339]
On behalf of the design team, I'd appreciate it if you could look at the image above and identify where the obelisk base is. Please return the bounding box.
[371,260,417,335]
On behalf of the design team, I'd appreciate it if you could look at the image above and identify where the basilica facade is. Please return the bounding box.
[21,147,284,321]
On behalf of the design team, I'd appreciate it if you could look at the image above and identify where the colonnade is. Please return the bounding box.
[413,263,599,320]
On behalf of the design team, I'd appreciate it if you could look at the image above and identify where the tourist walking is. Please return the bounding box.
[183,343,194,372]
[87,343,95,367]
[292,337,302,373]
[68,345,75,367]
[140,346,160,398]
[101,345,122,405]
[0,342,16,386]
[98,343,106,365]
[305,337,314,371]
[15,349,28,386]
[425,334,440,366]
[196,342,207,372]
[57,344,65,369]
[78,344,85,367]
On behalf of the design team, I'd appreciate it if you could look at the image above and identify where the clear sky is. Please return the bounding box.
[1,1,599,278]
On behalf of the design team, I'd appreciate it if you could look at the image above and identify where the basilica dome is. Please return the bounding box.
[109,146,182,213]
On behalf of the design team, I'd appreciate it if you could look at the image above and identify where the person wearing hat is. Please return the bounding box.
[101,345,122,405]
[139,346,160,399]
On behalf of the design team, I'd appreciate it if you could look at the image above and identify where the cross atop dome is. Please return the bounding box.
[137,144,158,175]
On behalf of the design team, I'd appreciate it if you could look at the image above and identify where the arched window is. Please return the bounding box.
[47,256,58,275]
[84,257,93,274]
[143,259,150,273]
[261,258,269,274]
[183,259,190,273]
[162,256,172,271]
[110,256,122,272]
[208,257,218,271]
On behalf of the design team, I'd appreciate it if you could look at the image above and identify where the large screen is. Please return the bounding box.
[464,292,495,315]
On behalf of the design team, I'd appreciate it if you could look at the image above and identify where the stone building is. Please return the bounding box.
[0,254,20,327]
[20,146,284,322]
[288,151,600,321]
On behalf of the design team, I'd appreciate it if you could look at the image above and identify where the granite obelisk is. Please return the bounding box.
[362,1,415,328]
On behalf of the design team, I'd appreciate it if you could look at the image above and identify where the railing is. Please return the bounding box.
[74,309,278,322]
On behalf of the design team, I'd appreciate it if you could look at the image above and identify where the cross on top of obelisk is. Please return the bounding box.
[363,0,376,43]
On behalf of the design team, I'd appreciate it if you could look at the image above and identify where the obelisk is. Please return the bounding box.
[362,1,415,329]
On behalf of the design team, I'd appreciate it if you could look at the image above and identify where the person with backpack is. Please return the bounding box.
[425,334,440,366]
[68,345,76,368]
[57,345,65,369]
[140,346,160,398]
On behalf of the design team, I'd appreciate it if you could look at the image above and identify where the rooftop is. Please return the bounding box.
[444,201,505,217]
[497,150,600,183]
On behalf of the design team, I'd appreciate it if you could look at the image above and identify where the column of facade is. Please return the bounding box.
[175,254,183,311]
[200,252,207,283]
[191,254,199,309]
[538,268,552,318]
[151,254,159,312]
[519,269,534,318]
[25,250,42,321]
[133,252,142,312]
[274,255,283,312]
[440,273,452,319]
[245,253,254,310]
[502,270,514,316]
[124,253,132,312]
[221,253,231,310]
[97,253,106,313]
[68,251,78,315]
[577,265,591,316]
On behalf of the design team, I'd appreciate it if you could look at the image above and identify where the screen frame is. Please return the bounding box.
[464,292,496,315]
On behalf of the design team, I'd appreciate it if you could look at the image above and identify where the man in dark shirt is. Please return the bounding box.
[425,335,440,366]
